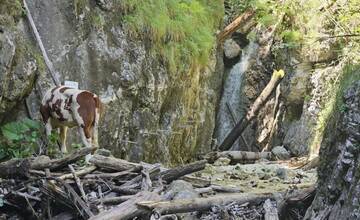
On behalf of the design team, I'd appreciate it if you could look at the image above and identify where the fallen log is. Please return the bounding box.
[89,191,161,220]
[31,147,96,170]
[0,158,30,179]
[206,151,273,163]
[218,9,255,42]
[138,192,273,217]
[161,160,207,183]
[89,154,142,172]
[219,70,285,151]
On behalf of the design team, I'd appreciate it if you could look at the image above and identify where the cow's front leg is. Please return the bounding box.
[59,126,68,154]
[45,121,52,136]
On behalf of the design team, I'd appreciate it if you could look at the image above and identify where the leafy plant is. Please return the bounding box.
[0,118,41,159]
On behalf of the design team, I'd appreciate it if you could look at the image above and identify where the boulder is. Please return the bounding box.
[271,146,291,160]
[223,39,241,59]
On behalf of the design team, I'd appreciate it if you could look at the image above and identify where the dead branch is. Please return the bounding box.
[59,165,97,180]
[68,164,88,202]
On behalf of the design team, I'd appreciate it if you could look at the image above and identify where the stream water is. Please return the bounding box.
[215,41,258,150]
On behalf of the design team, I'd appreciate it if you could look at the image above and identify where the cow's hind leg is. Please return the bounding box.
[79,126,94,163]
[78,127,92,148]
[59,126,68,153]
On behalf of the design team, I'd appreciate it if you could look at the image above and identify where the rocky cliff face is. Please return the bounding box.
[0,2,42,123]
[304,79,360,219]
[1,0,223,165]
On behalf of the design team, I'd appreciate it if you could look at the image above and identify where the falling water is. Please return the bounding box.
[215,41,258,150]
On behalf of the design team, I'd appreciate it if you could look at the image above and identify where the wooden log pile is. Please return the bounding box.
[0,147,314,219]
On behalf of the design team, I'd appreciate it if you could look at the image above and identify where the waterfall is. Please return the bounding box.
[215,41,258,150]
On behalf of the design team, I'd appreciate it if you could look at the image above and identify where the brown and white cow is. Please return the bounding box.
[40,86,103,153]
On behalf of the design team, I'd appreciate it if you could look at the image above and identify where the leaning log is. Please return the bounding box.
[219,70,285,151]
[31,147,96,170]
[218,9,255,42]
[0,158,30,179]
[89,191,161,220]
[89,154,142,172]
[161,160,207,183]
[138,192,273,217]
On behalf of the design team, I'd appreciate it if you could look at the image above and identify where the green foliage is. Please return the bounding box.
[120,0,223,74]
[0,0,23,25]
[90,13,105,30]
[0,119,41,159]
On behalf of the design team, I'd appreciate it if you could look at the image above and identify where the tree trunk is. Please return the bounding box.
[218,10,255,42]
[219,71,285,151]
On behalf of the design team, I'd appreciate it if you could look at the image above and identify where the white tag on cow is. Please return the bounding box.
[64,81,79,89]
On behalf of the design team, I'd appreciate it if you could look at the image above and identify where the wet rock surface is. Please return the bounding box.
[305,80,360,219]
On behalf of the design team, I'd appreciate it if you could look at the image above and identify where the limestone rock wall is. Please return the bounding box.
[2,0,223,165]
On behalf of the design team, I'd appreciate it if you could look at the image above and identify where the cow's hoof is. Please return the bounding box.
[85,154,93,164]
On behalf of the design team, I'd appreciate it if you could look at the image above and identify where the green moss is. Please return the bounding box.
[73,0,87,17]
[0,0,23,26]
[120,0,223,75]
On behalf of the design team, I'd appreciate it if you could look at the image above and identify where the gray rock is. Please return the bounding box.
[13,0,223,165]
[214,157,231,166]
[223,39,241,59]
[271,146,291,160]
[0,27,38,122]
[275,168,288,180]
[305,80,360,219]
[163,180,199,200]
